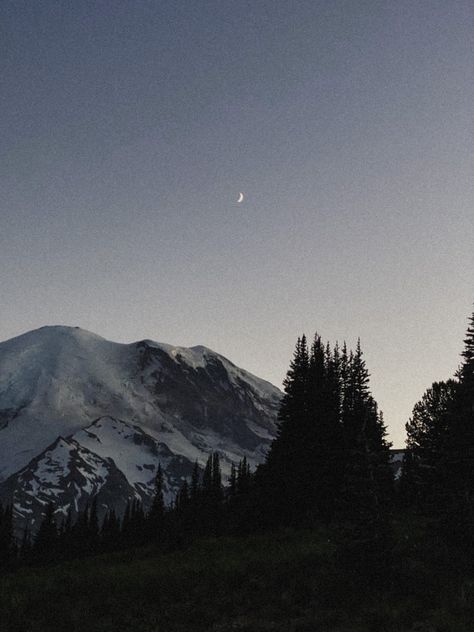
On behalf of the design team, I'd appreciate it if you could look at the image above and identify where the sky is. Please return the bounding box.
[0,1,472,447]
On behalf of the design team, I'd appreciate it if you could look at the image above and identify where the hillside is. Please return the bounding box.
[0,326,281,527]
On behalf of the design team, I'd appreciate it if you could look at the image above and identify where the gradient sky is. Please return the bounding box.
[1,1,472,447]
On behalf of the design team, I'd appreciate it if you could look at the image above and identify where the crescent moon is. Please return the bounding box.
[237,192,244,203]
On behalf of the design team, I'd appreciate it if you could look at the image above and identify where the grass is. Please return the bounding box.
[0,527,472,631]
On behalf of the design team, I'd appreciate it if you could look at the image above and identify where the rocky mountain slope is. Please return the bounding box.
[0,326,282,528]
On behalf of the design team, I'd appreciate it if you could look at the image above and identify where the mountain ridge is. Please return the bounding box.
[0,325,282,526]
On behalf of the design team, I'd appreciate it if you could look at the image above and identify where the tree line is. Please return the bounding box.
[0,307,473,575]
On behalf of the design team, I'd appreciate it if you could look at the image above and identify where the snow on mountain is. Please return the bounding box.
[0,418,198,529]
[0,436,135,528]
[71,416,195,500]
[0,326,282,523]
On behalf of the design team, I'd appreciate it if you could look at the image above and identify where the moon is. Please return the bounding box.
[237,192,244,203]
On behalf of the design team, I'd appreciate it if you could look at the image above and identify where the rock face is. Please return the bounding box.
[0,326,282,528]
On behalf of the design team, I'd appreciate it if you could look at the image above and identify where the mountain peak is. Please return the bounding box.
[0,324,113,352]
[0,325,281,488]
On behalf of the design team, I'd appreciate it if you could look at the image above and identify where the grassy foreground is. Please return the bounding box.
[0,528,472,632]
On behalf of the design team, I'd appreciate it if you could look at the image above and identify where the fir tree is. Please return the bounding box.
[461,310,474,375]
[121,500,132,545]
[202,455,213,495]
[401,380,457,511]
[441,309,474,552]
[0,503,15,567]
[148,465,165,541]
[228,463,237,497]
[89,496,99,540]
[306,338,345,523]
[236,457,251,495]
[261,335,311,525]
[19,521,32,561]
[176,479,190,514]
[33,503,58,562]
[190,461,200,503]
[101,509,120,552]
[199,453,224,535]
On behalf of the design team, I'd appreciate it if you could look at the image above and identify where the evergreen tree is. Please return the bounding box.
[305,337,345,523]
[401,380,457,511]
[202,455,213,495]
[120,500,132,545]
[101,509,120,552]
[261,335,311,525]
[187,461,202,538]
[176,479,190,514]
[129,499,146,546]
[236,457,251,495]
[212,452,223,504]
[200,453,224,535]
[228,463,237,497]
[19,522,32,561]
[171,479,193,544]
[190,461,200,503]
[461,310,474,373]
[341,341,392,520]
[148,465,165,541]
[337,342,393,583]
[89,496,99,541]
[71,501,96,557]
[441,310,474,552]
[0,503,15,567]
[33,503,58,563]
[259,333,392,532]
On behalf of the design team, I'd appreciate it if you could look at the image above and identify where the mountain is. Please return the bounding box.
[0,435,136,527]
[0,326,282,527]
[389,449,405,480]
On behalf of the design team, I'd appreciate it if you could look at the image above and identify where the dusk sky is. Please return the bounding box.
[1,1,472,447]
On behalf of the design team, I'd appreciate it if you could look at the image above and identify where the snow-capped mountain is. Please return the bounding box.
[0,326,281,527]
[0,435,136,526]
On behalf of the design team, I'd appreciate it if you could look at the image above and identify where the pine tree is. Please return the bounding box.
[212,453,223,534]
[101,509,120,552]
[129,499,146,546]
[89,496,99,541]
[305,338,345,523]
[33,503,58,563]
[212,453,223,504]
[461,310,474,375]
[338,341,393,583]
[261,335,311,525]
[202,455,213,495]
[259,334,392,530]
[148,465,165,542]
[441,309,474,552]
[342,342,377,510]
[401,380,457,511]
[199,453,224,535]
[228,463,237,497]
[190,461,200,503]
[121,500,132,545]
[0,503,15,567]
[19,522,32,561]
[72,501,95,557]
[176,479,190,514]
[186,461,202,538]
[236,457,251,495]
